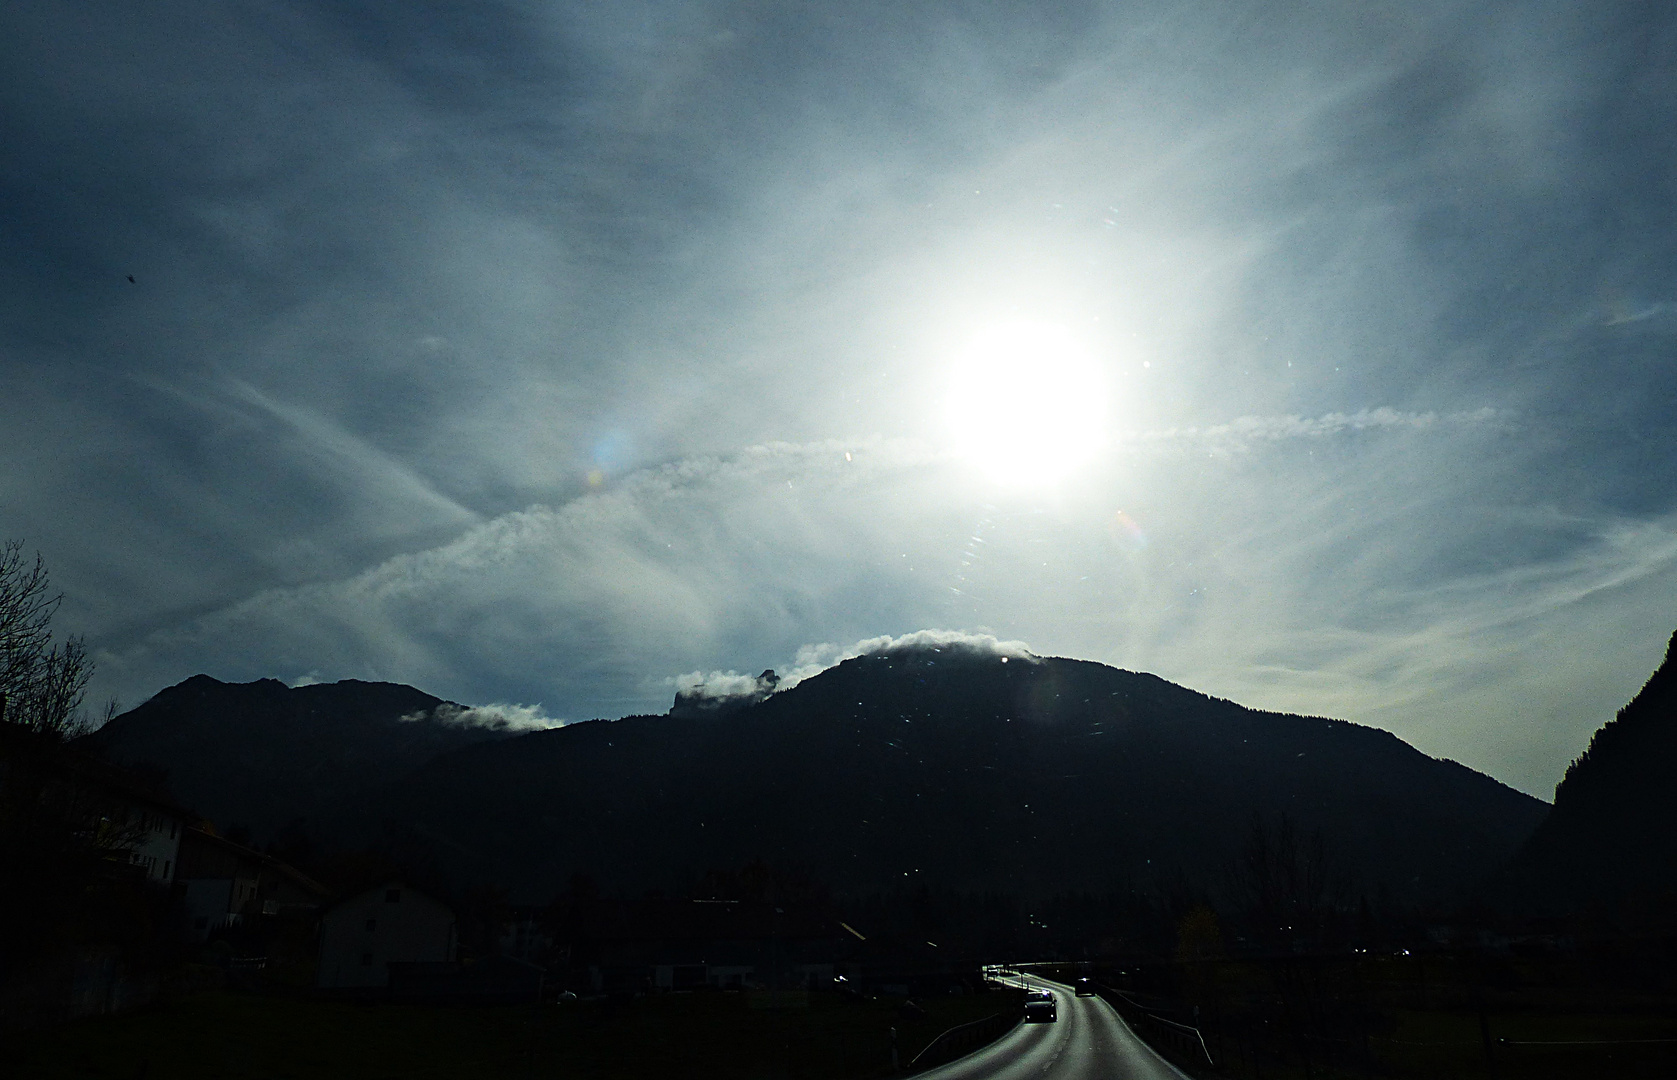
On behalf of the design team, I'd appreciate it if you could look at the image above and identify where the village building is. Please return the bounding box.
[120,800,186,884]
[94,768,190,886]
[0,721,195,1025]
[0,719,191,885]
[317,881,457,989]
[172,827,328,942]
[497,906,553,963]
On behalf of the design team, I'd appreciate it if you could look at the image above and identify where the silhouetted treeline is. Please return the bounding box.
[1490,628,1677,930]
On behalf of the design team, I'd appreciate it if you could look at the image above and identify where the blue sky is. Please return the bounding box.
[4,1,1676,796]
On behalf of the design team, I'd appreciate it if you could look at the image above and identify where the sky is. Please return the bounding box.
[3,1,1675,798]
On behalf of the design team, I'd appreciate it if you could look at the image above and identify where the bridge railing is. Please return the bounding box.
[1094,983,1216,1070]
[909,1008,1022,1071]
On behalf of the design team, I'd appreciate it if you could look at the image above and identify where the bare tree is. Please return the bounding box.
[0,539,92,738]
[0,541,54,697]
[1232,813,1340,949]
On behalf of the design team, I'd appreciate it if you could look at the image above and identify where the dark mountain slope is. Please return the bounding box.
[1494,628,1677,915]
[346,648,1544,904]
[80,675,517,836]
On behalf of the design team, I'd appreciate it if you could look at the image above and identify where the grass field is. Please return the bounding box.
[1368,1004,1677,1079]
[14,988,1021,1080]
[1040,958,1677,1080]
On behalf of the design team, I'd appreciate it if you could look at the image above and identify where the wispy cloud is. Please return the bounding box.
[10,1,1677,804]
[94,438,946,717]
[1601,300,1676,326]
[1130,407,1506,456]
[79,401,1674,798]
[414,702,566,732]
[227,381,482,530]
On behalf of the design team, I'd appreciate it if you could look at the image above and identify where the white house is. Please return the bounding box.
[317,882,456,989]
[116,796,188,885]
[0,723,193,885]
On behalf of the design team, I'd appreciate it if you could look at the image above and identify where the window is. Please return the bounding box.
[361,953,373,966]
[164,860,171,878]
[385,888,401,903]
[365,918,376,932]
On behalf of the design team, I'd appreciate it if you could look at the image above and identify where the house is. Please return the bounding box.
[317,881,456,989]
[173,827,328,942]
[497,906,553,963]
[0,722,194,1027]
[93,766,190,886]
[119,799,186,885]
[0,719,191,885]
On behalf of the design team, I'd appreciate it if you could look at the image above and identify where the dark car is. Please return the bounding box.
[1024,990,1057,1023]
[1074,978,1095,996]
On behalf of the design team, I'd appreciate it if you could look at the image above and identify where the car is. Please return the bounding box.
[1023,990,1057,1023]
[1074,978,1095,996]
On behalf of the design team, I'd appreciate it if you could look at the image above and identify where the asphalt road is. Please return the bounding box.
[915,976,1193,1080]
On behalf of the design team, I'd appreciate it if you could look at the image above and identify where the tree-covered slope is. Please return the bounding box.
[81,675,517,835]
[1494,628,1677,916]
[346,647,1544,904]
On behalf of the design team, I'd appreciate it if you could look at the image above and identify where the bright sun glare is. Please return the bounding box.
[944,321,1110,486]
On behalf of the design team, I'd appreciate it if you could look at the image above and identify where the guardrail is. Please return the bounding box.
[1095,983,1216,1069]
[1500,1036,1677,1047]
[909,1009,1021,1071]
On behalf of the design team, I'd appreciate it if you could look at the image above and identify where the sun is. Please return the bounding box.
[943,321,1110,485]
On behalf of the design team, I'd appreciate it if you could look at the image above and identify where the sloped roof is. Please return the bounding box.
[178,825,329,896]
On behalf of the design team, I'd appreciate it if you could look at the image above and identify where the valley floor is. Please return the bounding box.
[13,986,1017,1080]
[1039,956,1677,1080]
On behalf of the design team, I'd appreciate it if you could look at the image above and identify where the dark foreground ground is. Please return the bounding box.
[14,986,1020,1080]
[1039,949,1677,1080]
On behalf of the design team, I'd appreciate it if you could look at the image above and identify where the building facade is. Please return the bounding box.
[173,827,326,942]
[0,720,190,885]
[317,882,456,989]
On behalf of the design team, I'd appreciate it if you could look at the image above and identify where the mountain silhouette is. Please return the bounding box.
[1492,628,1677,917]
[81,675,519,835]
[322,647,1543,905]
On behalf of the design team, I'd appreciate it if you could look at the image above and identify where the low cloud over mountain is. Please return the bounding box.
[81,675,527,836]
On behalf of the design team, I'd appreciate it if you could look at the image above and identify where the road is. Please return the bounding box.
[915,975,1194,1080]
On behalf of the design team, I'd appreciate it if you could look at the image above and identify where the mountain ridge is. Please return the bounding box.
[80,674,519,835]
[79,649,1550,908]
[327,647,1544,904]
